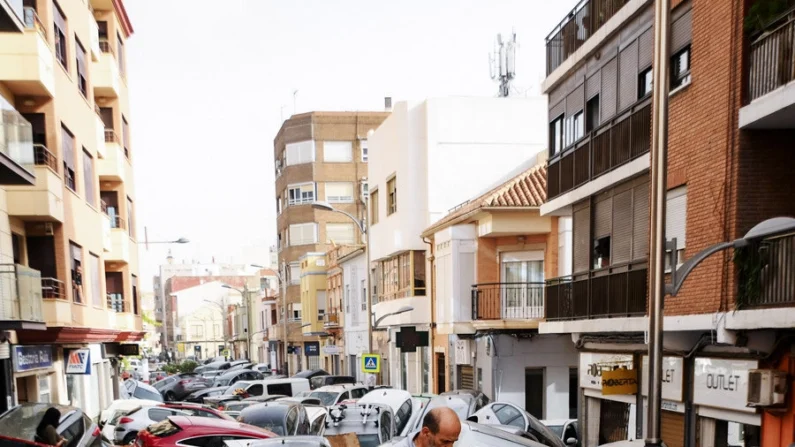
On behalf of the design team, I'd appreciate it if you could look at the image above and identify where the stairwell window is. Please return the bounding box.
[326,182,354,203]
[288,183,315,206]
[387,176,397,216]
[61,125,76,192]
[671,46,691,89]
[53,2,68,70]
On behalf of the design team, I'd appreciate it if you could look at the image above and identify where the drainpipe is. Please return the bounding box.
[422,236,435,393]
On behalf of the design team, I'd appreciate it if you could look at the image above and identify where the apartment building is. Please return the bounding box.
[537,1,795,447]
[272,111,388,375]
[367,97,547,393]
[0,0,141,417]
[422,156,579,419]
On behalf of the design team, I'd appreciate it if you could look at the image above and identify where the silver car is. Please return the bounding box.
[112,405,189,444]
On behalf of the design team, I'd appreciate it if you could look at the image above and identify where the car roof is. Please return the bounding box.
[292,369,329,378]
[463,421,542,445]
[540,419,576,426]
[358,389,412,411]
[312,384,364,393]
[219,369,255,378]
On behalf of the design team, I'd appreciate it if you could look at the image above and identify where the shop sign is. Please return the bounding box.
[12,345,53,372]
[602,368,638,395]
[120,344,140,356]
[66,349,91,375]
[580,353,634,390]
[641,356,684,402]
[305,342,320,357]
[693,358,758,413]
[323,345,342,355]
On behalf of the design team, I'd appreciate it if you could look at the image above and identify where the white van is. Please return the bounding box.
[237,377,311,399]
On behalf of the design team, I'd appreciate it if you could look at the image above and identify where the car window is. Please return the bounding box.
[247,384,264,396]
[133,386,164,402]
[147,408,175,422]
[494,404,524,428]
[59,416,84,447]
[379,411,392,441]
[310,414,325,435]
[180,436,257,447]
[298,408,310,435]
[285,408,298,435]
[395,400,412,434]
[351,388,367,399]
[267,383,292,396]
[476,394,490,411]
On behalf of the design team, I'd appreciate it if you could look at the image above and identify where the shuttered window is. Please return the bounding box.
[619,41,639,111]
[61,125,76,191]
[632,182,650,260]
[75,37,87,97]
[612,190,633,264]
[661,411,685,447]
[573,203,591,274]
[601,58,618,121]
[289,223,317,246]
[665,186,687,268]
[324,141,353,162]
[286,141,315,166]
[326,223,355,244]
[594,198,612,238]
[325,182,354,203]
[53,2,67,69]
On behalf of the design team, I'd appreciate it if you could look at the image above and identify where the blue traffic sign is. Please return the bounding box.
[361,353,381,373]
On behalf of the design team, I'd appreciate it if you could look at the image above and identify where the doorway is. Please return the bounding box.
[525,368,544,419]
[436,353,446,394]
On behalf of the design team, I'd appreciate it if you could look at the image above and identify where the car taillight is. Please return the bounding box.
[179,380,189,385]
[217,405,224,411]
[93,427,101,438]
[119,417,134,424]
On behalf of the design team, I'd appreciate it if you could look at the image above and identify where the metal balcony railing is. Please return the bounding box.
[0,264,44,323]
[471,282,545,320]
[99,38,115,56]
[33,144,58,173]
[548,100,651,200]
[741,234,795,308]
[107,293,126,312]
[23,7,47,41]
[747,8,795,102]
[324,312,340,327]
[546,0,630,75]
[545,260,647,321]
[41,277,64,300]
[104,129,119,143]
[108,215,126,230]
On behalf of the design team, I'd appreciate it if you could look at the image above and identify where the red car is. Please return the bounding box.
[158,403,235,420]
[136,416,276,446]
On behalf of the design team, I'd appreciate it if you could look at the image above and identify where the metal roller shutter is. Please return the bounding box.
[638,29,653,69]
[573,205,591,273]
[661,411,685,447]
[567,85,585,116]
[594,198,613,239]
[550,100,565,121]
[672,9,693,53]
[619,41,639,111]
[457,365,474,390]
[632,182,650,260]
[586,72,601,100]
[612,190,633,264]
[601,58,618,121]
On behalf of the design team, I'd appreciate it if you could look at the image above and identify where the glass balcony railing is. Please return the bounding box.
[0,97,35,178]
[0,264,44,324]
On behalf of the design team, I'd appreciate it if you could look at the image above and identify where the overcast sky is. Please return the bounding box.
[124,0,573,291]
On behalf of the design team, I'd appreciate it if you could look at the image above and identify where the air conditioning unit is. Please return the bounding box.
[44,223,54,236]
[747,369,788,407]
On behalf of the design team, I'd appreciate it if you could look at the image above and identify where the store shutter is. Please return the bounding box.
[661,411,685,447]
[612,190,633,264]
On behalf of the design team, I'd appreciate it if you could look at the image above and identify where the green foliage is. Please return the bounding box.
[162,363,180,374]
[178,360,199,374]
[141,311,161,327]
[745,0,794,34]
[733,244,764,309]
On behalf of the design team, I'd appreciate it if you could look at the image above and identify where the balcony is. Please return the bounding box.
[0,7,55,98]
[41,277,64,300]
[6,153,64,222]
[0,0,26,32]
[102,214,112,252]
[0,264,45,330]
[740,8,795,129]
[471,282,544,330]
[106,220,131,264]
[738,234,795,308]
[545,260,647,321]
[91,39,120,98]
[323,312,340,329]
[0,99,36,185]
[108,309,141,332]
[97,131,126,182]
[95,110,106,158]
[546,100,650,203]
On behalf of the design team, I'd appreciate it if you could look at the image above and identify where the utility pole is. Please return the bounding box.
[243,283,251,360]
[646,0,672,446]
[281,261,289,375]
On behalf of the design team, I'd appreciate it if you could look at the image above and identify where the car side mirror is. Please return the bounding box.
[566,438,577,446]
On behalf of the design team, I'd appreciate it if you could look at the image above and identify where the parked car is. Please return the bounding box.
[213,369,264,388]
[0,403,103,447]
[359,389,425,437]
[309,384,369,406]
[242,395,289,403]
[228,361,254,371]
[221,401,260,418]
[251,363,273,374]
[292,369,329,380]
[412,389,489,431]
[308,375,356,390]
[203,356,226,365]
[159,403,235,420]
[150,371,169,383]
[185,386,231,403]
[208,378,311,405]
[237,402,310,437]
[541,419,579,447]
[194,361,232,374]
[275,396,322,406]
[225,437,331,447]
[304,406,328,436]
[112,405,191,444]
[380,420,544,447]
[324,403,396,447]
[136,416,276,446]
[154,373,205,401]
[100,398,163,440]
[469,402,565,447]
[122,379,164,402]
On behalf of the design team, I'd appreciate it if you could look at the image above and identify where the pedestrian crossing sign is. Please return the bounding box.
[361,354,381,373]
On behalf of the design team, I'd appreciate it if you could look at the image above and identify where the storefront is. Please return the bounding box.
[693,358,760,447]
[12,345,57,406]
[65,344,114,420]
[579,352,639,447]
[641,356,686,447]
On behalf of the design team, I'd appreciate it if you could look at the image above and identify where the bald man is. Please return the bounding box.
[394,406,462,447]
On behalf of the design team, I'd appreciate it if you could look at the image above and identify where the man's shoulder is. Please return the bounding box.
[392,431,419,447]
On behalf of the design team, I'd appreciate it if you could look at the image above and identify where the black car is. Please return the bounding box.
[309,375,356,390]
[212,369,264,388]
[238,402,310,437]
[0,403,103,447]
[292,369,329,380]
[185,386,231,403]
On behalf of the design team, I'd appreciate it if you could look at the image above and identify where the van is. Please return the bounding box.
[222,378,311,401]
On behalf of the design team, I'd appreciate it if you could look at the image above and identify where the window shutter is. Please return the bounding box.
[566,85,584,116]
[61,126,75,170]
[586,72,601,100]
[601,58,618,121]
[632,182,650,260]
[326,182,354,203]
[289,223,317,246]
[573,205,591,274]
[619,41,639,111]
[76,40,86,77]
[324,141,353,162]
[594,197,612,238]
[326,223,355,244]
[639,29,653,69]
[53,2,66,30]
[612,190,633,264]
[666,187,687,250]
[286,141,315,166]
[672,9,693,52]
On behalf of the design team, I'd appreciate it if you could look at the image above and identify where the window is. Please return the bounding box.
[317,290,326,321]
[326,223,355,244]
[377,251,426,301]
[361,181,369,201]
[362,280,367,311]
[594,236,611,269]
[106,272,124,312]
[325,182,354,203]
[671,46,691,89]
[289,262,301,285]
[638,68,653,99]
[285,140,315,166]
[549,115,564,156]
[495,403,525,427]
[69,242,83,304]
[323,141,353,162]
[213,324,221,338]
[191,325,203,337]
[61,125,76,191]
[82,149,95,207]
[289,223,317,246]
[122,116,130,158]
[53,2,67,70]
[387,177,397,216]
[127,197,135,238]
[286,183,314,206]
[117,32,125,76]
[89,253,101,307]
[75,37,87,97]
[370,189,379,225]
[586,95,600,133]
[665,186,687,269]
[361,140,369,162]
[572,111,584,142]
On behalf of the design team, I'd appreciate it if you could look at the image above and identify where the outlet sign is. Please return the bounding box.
[641,356,684,402]
[693,358,758,413]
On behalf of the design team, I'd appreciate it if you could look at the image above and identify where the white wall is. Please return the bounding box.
[341,252,367,334]
[434,224,477,332]
[558,217,573,277]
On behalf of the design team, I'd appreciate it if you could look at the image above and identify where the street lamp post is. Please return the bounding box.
[373,306,414,329]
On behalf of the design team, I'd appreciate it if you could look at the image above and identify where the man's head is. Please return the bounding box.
[416,407,461,447]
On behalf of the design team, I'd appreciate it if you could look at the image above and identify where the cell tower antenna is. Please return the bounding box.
[489,32,517,97]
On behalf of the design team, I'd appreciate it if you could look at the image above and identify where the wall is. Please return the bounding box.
[341,252,367,335]
[434,224,476,332]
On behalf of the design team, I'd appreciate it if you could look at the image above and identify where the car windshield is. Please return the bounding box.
[425,397,469,420]
[133,386,164,402]
[356,434,381,447]
[309,391,339,406]
[215,378,230,386]
[0,403,55,440]
[153,378,172,390]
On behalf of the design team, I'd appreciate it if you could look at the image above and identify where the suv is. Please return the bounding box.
[308,375,356,390]
[212,369,264,388]
[0,403,103,447]
[323,403,395,447]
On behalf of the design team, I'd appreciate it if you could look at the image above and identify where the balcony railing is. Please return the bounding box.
[324,312,340,328]
[740,234,795,308]
[41,277,64,300]
[23,7,47,41]
[107,293,126,312]
[546,0,630,75]
[545,260,647,321]
[471,283,545,320]
[746,9,795,103]
[98,38,115,56]
[104,129,119,143]
[548,100,651,200]
[0,264,44,324]
[32,144,58,173]
[108,215,126,230]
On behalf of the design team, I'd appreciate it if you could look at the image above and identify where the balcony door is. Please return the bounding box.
[500,251,544,319]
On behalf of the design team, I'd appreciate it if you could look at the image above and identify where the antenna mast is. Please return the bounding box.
[489,32,517,97]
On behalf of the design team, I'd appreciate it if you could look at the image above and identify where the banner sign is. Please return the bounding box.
[602,368,638,395]
[66,349,91,375]
[12,345,53,372]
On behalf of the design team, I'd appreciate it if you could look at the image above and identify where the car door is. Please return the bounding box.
[285,408,298,436]
[57,412,85,447]
[337,391,350,404]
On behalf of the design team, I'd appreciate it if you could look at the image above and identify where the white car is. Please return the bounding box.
[540,419,579,446]
[112,405,190,444]
[468,402,566,447]
[99,398,162,440]
[305,406,328,436]
[358,388,427,437]
[308,384,369,406]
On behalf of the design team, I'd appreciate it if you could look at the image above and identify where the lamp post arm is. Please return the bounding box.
[667,240,744,296]
[329,208,366,234]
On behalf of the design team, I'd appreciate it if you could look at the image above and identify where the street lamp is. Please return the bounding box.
[646,217,795,447]
[311,200,375,355]
[373,306,414,329]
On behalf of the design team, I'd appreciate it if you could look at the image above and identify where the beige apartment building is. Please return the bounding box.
[0,0,141,418]
[272,111,388,374]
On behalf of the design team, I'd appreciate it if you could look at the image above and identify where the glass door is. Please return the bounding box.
[500,251,545,319]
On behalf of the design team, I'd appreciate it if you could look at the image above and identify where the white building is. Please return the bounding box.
[339,249,369,381]
[367,96,547,393]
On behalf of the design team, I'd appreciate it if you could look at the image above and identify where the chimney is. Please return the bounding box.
[384,97,392,112]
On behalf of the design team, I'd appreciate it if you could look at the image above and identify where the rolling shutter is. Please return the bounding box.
[632,182,650,260]
[594,198,613,238]
[638,29,653,69]
[619,41,639,111]
[573,204,591,273]
[567,85,585,116]
[601,58,618,121]
[612,190,633,264]
[661,411,685,447]
[586,72,601,100]
[457,365,474,390]
[672,9,693,53]
[666,187,687,250]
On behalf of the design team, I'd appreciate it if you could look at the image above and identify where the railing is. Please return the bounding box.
[107,293,126,312]
[33,144,58,173]
[95,104,102,117]
[545,261,647,321]
[746,9,795,102]
[109,215,126,230]
[23,7,47,41]
[0,264,44,323]
[546,0,630,75]
[99,38,115,56]
[548,100,651,200]
[471,283,545,320]
[41,277,65,300]
[288,197,315,206]
[742,234,795,307]
[104,129,119,143]
[324,313,340,327]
